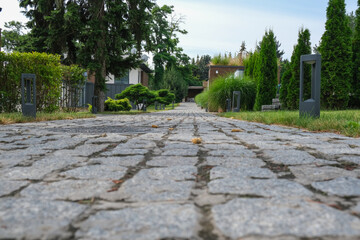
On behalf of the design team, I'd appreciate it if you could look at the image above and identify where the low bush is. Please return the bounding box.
[115,84,156,110]
[207,74,256,112]
[104,97,132,111]
[156,89,175,105]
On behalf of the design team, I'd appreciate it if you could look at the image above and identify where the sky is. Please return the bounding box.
[0,0,358,61]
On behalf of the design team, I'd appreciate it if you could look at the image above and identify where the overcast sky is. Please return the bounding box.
[0,0,358,60]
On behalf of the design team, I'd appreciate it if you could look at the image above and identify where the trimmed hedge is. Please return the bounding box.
[104,97,132,111]
[0,52,62,112]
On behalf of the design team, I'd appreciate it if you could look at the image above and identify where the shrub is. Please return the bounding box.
[162,67,187,102]
[115,84,156,110]
[0,52,62,113]
[207,74,256,112]
[155,89,175,105]
[104,97,132,111]
[195,89,209,109]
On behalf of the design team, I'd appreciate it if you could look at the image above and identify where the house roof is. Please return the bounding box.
[188,86,204,90]
[140,63,152,73]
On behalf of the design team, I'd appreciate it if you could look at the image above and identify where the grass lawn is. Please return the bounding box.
[0,111,95,125]
[219,110,360,138]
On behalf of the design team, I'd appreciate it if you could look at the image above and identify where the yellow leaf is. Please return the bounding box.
[152,125,159,128]
[169,128,174,131]
[231,129,243,132]
[192,138,202,144]
[167,118,172,121]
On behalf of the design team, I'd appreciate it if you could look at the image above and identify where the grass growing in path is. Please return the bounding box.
[0,111,95,125]
[219,110,360,138]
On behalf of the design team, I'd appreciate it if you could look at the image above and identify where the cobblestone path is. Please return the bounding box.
[1,102,360,239]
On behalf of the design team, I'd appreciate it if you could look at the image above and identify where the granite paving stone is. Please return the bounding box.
[60,165,128,180]
[0,198,86,239]
[311,177,360,197]
[75,204,197,240]
[290,165,360,185]
[212,198,360,239]
[1,102,360,239]
[209,178,313,197]
[21,180,113,201]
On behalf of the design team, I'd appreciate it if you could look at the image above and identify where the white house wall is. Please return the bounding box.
[129,69,141,85]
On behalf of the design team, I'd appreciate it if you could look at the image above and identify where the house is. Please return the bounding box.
[207,65,245,87]
[106,63,152,87]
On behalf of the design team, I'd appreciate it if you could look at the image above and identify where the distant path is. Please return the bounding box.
[0,102,359,239]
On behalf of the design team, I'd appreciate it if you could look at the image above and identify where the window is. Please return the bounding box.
[115,71,129,84]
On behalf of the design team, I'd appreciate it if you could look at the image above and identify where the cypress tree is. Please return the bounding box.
[279,61,292,109]
[351,0,360,107]
[286,28,312,110]
[320,0,352,109]
[254,30,278,111]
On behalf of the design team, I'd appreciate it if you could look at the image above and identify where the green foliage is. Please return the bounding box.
[211,53,242,66]
[104,97,132,111]
[350,0,360,107]
[319,0,352,109]
[207,74,256,112]
[115,84,156,110]
[192,55,211,81]
[286,28,312,110]
[0,52,62,113]
[61,64,86,112]
[244,51,260,80]
[155,89,175,105]
[279,62,292,109]
[88,104,93,113]
[1,21,30,52]
[254,30,278,111]
[195,90,209,109]
[162,67,188,102]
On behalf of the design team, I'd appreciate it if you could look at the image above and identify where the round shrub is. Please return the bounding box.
[105,97,132,111]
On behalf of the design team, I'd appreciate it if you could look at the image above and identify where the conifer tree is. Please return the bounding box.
[319,0,352,109]
[351,0,360,107]
[279,61,292,109]
[286,28,312,110]
[253,30,278,111]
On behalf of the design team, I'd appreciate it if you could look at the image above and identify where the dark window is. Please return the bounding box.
[115,71,129,84]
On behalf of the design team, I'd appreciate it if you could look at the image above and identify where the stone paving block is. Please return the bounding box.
[102,147,148,156]
[0,153,30,168]
[212,198,360,239]
[123,139,157,149]
[209,178,313,197]
[86,134,128,144]
[0,198,86,239]
[0,180,29,197]
[135,166,197,181]
[162,142,199,150]
[167,133,195,141]
[353,202,360,213]
[210,166,276,180]
[53,144,108,157]
[311,177,360,197]
[337,155,360,164]
[75,204,197,240]
[263,149,336,165]
[147,156,198,167]
[3,156,85,180]
[207,149,256,158]
[89,156,145,167]
[290,165,360,185]
[60,165,127,180]
[205,157,266,168]
[21,180,113,201]
[161,148,198,156]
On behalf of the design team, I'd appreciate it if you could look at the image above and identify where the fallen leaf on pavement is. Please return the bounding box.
[231,129,243,132]
[169,128,174,131]
[100,133,107,137]
[167,118,172,121]
[112,180,124,184]
[107,187,119,192]
[192,138,202,144]
[152,125,159,128]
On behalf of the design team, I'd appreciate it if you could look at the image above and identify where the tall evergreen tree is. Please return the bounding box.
[279,61,292,109]
[253,29,278,111]
[319,0,352,109]
[351,0,360,107]
[286,28,312,110]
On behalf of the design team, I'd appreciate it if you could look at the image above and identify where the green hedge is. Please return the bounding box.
[105,97,132,111]
[0,52,62,112]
